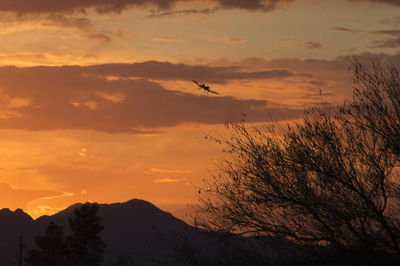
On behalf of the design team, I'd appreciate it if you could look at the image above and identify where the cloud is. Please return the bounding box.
[226,37,248,44]
[370,30,400,48]
[332,27,364,35]
[148,7,220,18]
[0,13,93,31]
[380,16,400,25]
[0,63,302,132]
[347,0,400,6]
[0,13,116,44]
[86,33,113,43]
[42,14,93,31]
[146,168,192,174]
[207,52,400,102]
[152,178,182,183]
[333,27,400,48]
[281,38,322,49]
[303,41,322,49]
[0,182,59,211]
[152,37,185,42]
[0,0,397,17]
[84,61,304,83]
[214,0,293,11]
[0,0,294,15]
[196,35,248,45]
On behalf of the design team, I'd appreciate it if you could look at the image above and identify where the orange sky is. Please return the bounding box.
[0,0,399,219]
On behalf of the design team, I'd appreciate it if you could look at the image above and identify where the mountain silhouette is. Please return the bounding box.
[0,199,296,265]
[0,199,239,265]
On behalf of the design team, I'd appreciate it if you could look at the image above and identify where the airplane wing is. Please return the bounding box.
[209,90,219,95]
[192,80,201,87]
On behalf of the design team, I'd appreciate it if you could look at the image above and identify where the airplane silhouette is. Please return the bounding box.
[192,80,219,95]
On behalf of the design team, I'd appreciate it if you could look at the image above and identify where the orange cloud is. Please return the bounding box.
[152,37,185,42]
[280,38,322,49]
[226,37,247,44]
[0,62,305,132]
[146,168,192,174]
[152,178,182,183]
[0,183,59,211]
[197,35,248,45]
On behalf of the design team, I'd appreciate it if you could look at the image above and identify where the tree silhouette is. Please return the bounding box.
[67,203,105,266]
[25,222,70,266]
[26,203,105,266]
[196,61,400,264]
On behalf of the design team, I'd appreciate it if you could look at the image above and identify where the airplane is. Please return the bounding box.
[192,80,219,95]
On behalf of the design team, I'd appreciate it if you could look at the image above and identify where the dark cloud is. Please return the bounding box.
[87,33,113,43]
[0,0,176,15]
[0,63,301,132]
[370,29,400,48]
[43,14,93,30]
[235,52,400,98]
[303,41,322,49]
[0,13,114,43]
[148,7,219,18]
[332,27,364,34]
[281,39,322,49]
[348,0,400,6]
[83,61,303,83]
[0,0,294,15]
[380,16,400,25]
[333,27,400,48]
[212,0,293,11]
[0,0,397,16]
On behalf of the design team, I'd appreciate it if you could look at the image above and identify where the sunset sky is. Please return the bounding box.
[0,0,399,219]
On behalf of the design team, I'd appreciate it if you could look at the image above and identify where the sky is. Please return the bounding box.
[0,0,399,219]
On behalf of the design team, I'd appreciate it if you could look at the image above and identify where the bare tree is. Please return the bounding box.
[195,61,400,262]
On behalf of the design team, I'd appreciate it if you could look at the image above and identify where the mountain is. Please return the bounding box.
[0,199,247,266]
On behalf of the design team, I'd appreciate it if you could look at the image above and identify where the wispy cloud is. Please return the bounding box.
[380,16,400,25]
[332,27,364,35]
[146,168,192,174]
[280,38,322,49]
[196,35,248,45]
[347,0,400,7]
[370,29,400,48]
[148,7,220,18]
[152,37,185,42]
[0,12,117,43]
[333,26,400,48]
[152,178,182,183]
[226,37,248,44]
[87,33,113,43]
[0,183,60,212]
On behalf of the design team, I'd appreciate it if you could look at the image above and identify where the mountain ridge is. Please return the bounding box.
[0,198,207,265]
[0,198,278,265]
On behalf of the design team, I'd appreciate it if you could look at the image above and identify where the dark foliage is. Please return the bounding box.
[67,203,106,266]
[25,203,105,266]
[25,222,71,266]
[195,61,400,264]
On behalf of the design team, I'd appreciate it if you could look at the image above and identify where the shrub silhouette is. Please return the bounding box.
[196,61,400,264]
